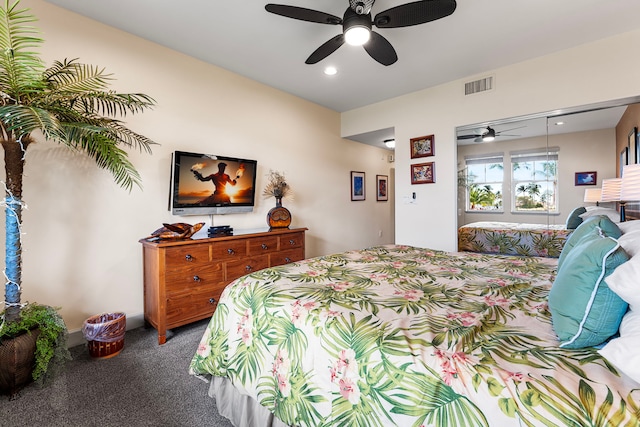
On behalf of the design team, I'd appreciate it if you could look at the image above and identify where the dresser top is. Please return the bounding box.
[139,227,307,248]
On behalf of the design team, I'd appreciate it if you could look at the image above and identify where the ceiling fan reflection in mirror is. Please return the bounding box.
[265,0,457,66]
[457,126,525,143]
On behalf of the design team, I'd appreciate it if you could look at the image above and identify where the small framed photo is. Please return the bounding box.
[351,171,365,201]
[621,146,629,176]
[376,175,388,201]
[410,135,435,159]
[575,171,597,186]
[411,162,435,185]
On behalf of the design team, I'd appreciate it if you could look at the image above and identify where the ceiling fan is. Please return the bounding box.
[264,0,457,66]
[457,126,526,143]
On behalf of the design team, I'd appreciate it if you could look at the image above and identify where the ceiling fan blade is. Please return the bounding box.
[363,31,397,66]
[265,4,342,25]
[306,34,345,64]
[374,0,456,28]
[496,125,526,134]
[457,134,482,140]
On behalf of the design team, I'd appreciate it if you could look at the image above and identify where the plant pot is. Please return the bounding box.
[0,328,40,398]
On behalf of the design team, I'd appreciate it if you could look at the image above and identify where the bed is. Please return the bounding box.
[457,221,572,257]
[190,226,640,426]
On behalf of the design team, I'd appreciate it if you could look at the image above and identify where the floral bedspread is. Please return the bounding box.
[458,221,572,257]
[190,245,639,427]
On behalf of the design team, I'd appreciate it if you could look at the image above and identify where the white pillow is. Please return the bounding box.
[605,256,640,308]
[579,208,620,223]
[618,219,640,234]
[617,230,640,258]
[598,311,640,384]
[599,257,640,384]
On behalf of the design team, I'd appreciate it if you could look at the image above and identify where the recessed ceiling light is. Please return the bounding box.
[324,66,337,76]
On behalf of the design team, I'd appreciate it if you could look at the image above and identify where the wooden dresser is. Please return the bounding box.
[140,227,307,344]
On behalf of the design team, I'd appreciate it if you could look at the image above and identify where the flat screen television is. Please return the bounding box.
[170,150,258,215]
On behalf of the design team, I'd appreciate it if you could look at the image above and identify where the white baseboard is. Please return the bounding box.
[66,313,146,349]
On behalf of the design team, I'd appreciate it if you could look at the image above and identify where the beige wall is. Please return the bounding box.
[458,128,617,226]
[6,1,394,334]
[343,29,640,252]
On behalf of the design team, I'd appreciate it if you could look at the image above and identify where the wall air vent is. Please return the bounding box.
[464,76,494,96]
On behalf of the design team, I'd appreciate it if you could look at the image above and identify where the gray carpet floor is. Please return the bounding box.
[0,319,235,427]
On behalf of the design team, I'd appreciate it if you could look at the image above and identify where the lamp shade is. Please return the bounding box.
[601,178,622,202]
[583,188,602,203]
[621,164,640,201]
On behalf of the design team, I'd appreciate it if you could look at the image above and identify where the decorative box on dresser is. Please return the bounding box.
[140,227,307,344]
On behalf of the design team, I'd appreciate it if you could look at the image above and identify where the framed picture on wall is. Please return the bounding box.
[575,171,597,186]
[411,162,435,184]
[621,147,628,176]
[376,175,388,201]
[410,135,435,158]
[351,171,365,201]
[629,127,637,165]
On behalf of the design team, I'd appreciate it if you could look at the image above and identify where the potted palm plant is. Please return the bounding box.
[0,0,155,396]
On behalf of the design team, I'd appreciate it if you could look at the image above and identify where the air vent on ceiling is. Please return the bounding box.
[464,76,494,96]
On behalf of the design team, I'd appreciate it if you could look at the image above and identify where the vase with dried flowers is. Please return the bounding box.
[263,170,292,229]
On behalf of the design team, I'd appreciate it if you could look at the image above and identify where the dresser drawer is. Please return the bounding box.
[226,255,269,280]
[247,236,279,255]
[165,245,210,266]
[165,285,224,326]
[271,248,305,267]
[165,263,224,293]
[279,233,304,250]
[211,240,247,258]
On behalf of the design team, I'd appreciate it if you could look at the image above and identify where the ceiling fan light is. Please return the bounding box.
[482,127,496,142]
[345,26,370,46]
[384,138,395,149]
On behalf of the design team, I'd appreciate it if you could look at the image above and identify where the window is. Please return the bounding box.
[464,154,503,211]
[511,148,559,213]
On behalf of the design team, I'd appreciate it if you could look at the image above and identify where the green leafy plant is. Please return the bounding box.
[0,0,155,384]
[0,304,70,384]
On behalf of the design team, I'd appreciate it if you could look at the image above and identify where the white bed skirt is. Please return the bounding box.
[209,377,290,427]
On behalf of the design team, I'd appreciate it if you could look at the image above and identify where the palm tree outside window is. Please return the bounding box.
[511,148,559,213]
[464,154,504,212]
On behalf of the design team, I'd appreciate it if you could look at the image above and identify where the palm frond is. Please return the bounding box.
[0,0,44,96]
[0,104,65,140]
[44,58,111,93]
[61,125,143,191]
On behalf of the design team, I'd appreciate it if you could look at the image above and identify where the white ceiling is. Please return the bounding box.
[44,0,640,148]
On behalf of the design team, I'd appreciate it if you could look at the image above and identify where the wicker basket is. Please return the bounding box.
[82,312,126,359]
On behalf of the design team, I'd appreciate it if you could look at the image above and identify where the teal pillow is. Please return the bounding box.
[565,206,586,230]
[558,215,622,269]
[549,229,629,349]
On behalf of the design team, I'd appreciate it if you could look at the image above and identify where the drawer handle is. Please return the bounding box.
[185,254,193,261]
[227,248,235,255]
[245,265,253,272]
[193,275,201,282]
[289,239,295,245]
[285,257,291,263]
[209,298,216,305]
[261,244,268,250]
